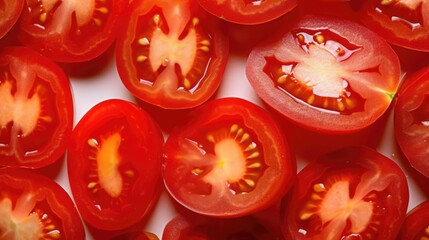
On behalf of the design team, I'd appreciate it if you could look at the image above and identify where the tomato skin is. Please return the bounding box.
[394,66,429,178]
[0,0,24,39]
[67,99,164,231]
[282,146,409,240]
[196,0,298,25]
[163,97,296,218]
[397,200,429,240]
[116,0,229,109]
[0,46,73,169]
[246,14,401,134]
[0,168,85,239]
[18,0,128,62]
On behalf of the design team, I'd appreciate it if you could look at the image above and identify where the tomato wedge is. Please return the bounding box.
[116,0,229,109]
[282,146,409,239]
[67,99,164,230]
[0,168,84,239]
[398,200,429,240]
[163,97,296,217]
[0,46,73,169]
[246,14,401,134]
[18,0,128,62]
[0,0,24,39]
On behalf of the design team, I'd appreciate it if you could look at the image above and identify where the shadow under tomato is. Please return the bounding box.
[34,153,66,180]
[391,45,429,74]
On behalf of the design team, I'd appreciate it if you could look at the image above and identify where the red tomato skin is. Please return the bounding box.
[282,146,409,240]
[0,46,74,169]
[163,97,296,218]
[394,66,429,178]
[18,0,128,62]
[397,200,429,240]
[0,0,24,39]
[0,168,85,239]
[67,99,164,231]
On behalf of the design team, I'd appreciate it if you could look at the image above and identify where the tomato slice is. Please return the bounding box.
[0,0,24,39]
[246,14,401,134]
[196,0,298,25]
[18,0,128,62]
[116,0,229,109]
[163,97,296,217]
[0,46,73,169]
[67,99,164,231]
[394,66,429,178]
[0,168,84,239]
[351,0,429,52]
[111,231,160,240]
[398,200,429,240]
[282,146,409,239]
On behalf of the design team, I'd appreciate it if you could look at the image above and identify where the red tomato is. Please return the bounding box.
[196,0,298,25]
[397,200,429,240]
[351,0,429,52]
[0,46,73,169]
[282,146,409,240]
[163,97,296,217]
[111,231,160,240]
[394,66,429,178]
[116,0,229,109]
[67,99,164,231]
[246,14,401,134]
[18,0,128,62]
[0,168,85,239]
[0,0,24,39]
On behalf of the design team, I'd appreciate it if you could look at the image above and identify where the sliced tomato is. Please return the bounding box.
[67,99,164,231]
[18,0,128,62]
[398,200,429,240]
[0,46,73,169]
[111,231,160,240]
[394,66,429,178]
[0,168,84,239]
[116,0,229,109]
[163,97,296,217]
[196,0,298,25]
[282,146,409,239]
[0,0,24,39]
[246,14,401,134]
[351,0,429,52]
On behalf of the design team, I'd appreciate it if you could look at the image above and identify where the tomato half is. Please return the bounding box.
[196,0,298,25]
[397,200,429,240]
[282,146,409,240]
[116,0,229,109]
[0,46,73,169]
[394,66,429,178]
[163,97,296,217]
[0,168,84,239]
[18,0,128,62]
[246,14,401,134]
[351,0,429,52]
[67,99,164,231]
[0,0,24,39]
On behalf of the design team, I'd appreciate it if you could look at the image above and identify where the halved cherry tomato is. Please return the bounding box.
[67,99,164,231]
[196,0,298,25]
[397,200,429,240]
[246,14,401,134]
[394,66,429,178]
[282,146,409,239]
[163,97,296,217]
[0,0,24,39]
[351,0,429,52]
[18,0,128,62]
[0,168,85,239]
[0,46,73,169]
[116,0,229,109]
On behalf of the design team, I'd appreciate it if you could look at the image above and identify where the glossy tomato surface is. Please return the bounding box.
[351,0,429,52]
[0,46,73,169]
[67,99,164,231]
[18,0,128,62]
[246,14,401,134]
[0,168,84,239]
[116,0,229,109]
[394,66,429,178]
[197,0,298,25]
[163,97,296,217]
[282,146,409,240]
[398,200,429,240]
[0,0,23,39]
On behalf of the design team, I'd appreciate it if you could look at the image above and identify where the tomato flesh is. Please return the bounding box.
[0,0,24,39]
[398,200,429,240]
